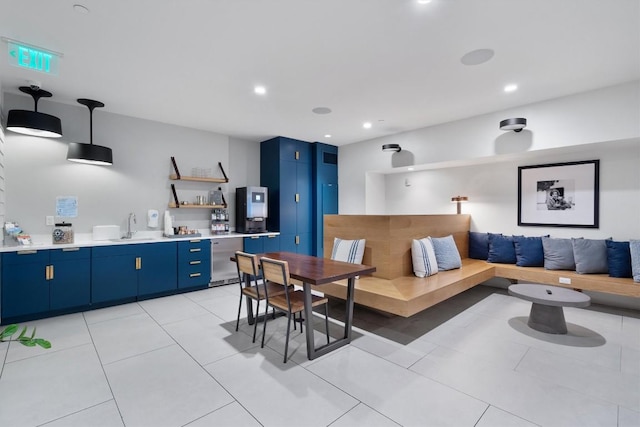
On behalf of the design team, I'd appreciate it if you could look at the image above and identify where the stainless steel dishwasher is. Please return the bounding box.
[210,237,243,286]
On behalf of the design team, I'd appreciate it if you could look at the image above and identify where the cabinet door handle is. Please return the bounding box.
[250,236,259,240]
[18,250,38,255]
[295,151,300,160]
[135,257,142,270]
[295,235,300,245]
[295,193,299,203]
[45,265,50,280]
[189,239,201,243]
[189,273,201,278]
[189,260,201,265]
[267,235,276,239]
[50,265,54,280]
[62,247,80,252]
[189,248,201,253]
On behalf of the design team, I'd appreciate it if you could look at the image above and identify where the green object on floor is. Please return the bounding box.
[0,324,51,348]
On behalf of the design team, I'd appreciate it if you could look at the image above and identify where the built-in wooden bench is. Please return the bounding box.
[316,215,638,317]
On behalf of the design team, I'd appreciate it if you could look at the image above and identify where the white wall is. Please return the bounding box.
[384,140,640,240]
[2,92,255,236]
[339,81,640,218]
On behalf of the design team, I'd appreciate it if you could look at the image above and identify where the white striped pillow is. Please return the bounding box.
[331,238,366,264]
[412,238,439,277]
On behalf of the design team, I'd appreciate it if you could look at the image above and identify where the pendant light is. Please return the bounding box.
[67,99,113,166]
[6,86,63,138]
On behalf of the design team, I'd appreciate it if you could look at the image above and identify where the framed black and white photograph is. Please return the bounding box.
[518,160,599,228]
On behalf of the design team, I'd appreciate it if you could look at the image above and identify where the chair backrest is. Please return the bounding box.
[260,257,290,288]
[235,251,260,278]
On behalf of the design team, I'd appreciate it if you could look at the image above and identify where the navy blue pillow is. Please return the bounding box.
[513,236,545,267]
[606,240,632,278]
[469,232,489,260]
[487,234,518,264]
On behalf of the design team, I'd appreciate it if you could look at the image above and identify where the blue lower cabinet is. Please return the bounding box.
[91,245,139,304]
[263,234,280,252]
[1,248,91,322]
[243,236,264,254]
[178,240,211,289]
[243,235,280,254]
[49,248,91,311]
[92,243,178,303]
[138,242,178,297]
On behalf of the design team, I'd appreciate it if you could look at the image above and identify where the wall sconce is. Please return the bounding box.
[382,144,401,152]
[499,117,527,132]
[451,196,468,214]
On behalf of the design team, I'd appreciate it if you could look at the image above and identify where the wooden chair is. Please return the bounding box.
[234,251,288,347]
[260,256,330,363]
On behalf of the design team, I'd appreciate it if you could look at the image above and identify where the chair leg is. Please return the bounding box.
[284,313,292,363]
[299,311,303,334]
[252,300,260,343]
[324,303,330,344]
[261,304,269,348]
[235,294,242,332]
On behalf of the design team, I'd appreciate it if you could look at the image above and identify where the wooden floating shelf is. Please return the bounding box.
[169,174,228,183]
[169,203,227,209]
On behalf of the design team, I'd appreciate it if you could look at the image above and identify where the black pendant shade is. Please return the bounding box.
[67,99,113,166]
[6,87,63,138]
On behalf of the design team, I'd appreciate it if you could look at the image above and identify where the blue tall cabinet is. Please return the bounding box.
[312,142,339,256]
[261,137,313,254]
[260,137,337,256]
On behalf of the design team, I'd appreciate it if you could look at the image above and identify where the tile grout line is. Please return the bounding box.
[139,298,265,427]
[81,310,127,427]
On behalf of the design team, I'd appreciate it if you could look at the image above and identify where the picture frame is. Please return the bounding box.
[518,160,599,228]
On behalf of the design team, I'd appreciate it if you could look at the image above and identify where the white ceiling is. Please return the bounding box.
[1,0,638,146]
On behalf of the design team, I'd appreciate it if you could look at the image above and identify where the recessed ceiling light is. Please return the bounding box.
[504,84,518,93]
[254,86,266,95]
[417,0,432,4]
[324,134,332,138]
[312,107,332,114]
[363,122,372,129]
[460,49,495,66]
[73,4,90,14]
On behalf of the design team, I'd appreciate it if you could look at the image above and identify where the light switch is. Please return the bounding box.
[46,216,55,226]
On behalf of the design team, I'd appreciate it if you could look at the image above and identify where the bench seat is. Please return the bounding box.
[312,258,494,317]
[315,259,638,317]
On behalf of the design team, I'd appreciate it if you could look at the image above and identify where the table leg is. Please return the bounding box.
[304,277,356,360]
[528,303,568,334]
[303,282,315,358]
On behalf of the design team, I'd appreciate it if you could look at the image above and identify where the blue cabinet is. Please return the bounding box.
[1,248,90,322]
[313,142,339,256]
[138,243,178,297]
[243,234,280,254]
[261,136,313,255]
[177,239,211,290]
[92,242,177,304]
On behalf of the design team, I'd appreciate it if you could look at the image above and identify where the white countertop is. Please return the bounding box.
[0,230,279,253]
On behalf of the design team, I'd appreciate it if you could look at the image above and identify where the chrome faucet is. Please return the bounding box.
[125,212,137,239]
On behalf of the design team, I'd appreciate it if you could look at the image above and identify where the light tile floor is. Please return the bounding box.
[0,284,638,427]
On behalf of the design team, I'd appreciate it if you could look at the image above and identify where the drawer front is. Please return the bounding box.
[2,250,49,266]
[178,258,211,288]
[92,244,137,258]
[50,247,91,261]
[177,239,209,259]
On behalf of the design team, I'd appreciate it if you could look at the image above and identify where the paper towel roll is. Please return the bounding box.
[164,210,174,235]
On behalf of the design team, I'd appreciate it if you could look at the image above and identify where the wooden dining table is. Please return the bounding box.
[243,251,376,360]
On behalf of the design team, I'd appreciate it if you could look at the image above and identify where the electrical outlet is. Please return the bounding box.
[559,277,571,285]
[46,216,55,226]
